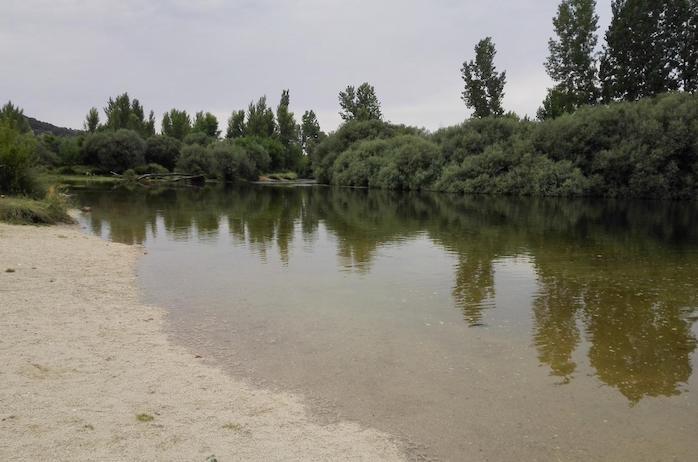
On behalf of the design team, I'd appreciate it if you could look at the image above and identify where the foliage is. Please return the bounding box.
[0,192,72,225]
[103,93,155,138]
[600,0,698,102]
[339,83,383,121]
[332,135,441,190]
[311,119,422,183]
[0,121,43,196]
[144,135,180,171]
[176,144,216,176]
[246,97,276,137]
[83,107,100,133]
[81,129,146,173]
[183,131,215,146]
[232,136,272,173]
[192,111,220,138]
[461,37,507,118]
[161,109,191,141]
[0,101,32,133]
[301,110,324,155]
[541,0,599,119]
[210,141,257,182]
[225,110,246,139]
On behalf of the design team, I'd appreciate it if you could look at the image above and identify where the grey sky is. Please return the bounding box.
[1,0,613,132]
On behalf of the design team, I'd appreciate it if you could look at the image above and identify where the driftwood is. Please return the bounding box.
[110,171,206,185]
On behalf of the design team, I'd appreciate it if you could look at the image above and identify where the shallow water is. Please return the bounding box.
[74,184,698,461]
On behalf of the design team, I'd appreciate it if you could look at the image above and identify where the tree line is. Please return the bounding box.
[1,0,696,199]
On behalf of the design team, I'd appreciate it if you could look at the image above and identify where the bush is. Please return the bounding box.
[312,120,423,183]
[233,137,272,173]
[183,131,215,147]
[81,129,146,173]
[211,142,257,182]
[0,186,72,224]
[134,163,169,175]
[0,122,44,197]
[176,144,216,176]
[144,135,180,170]
[331,135,441,191]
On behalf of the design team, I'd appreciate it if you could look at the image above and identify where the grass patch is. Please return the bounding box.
[41,173,121,185]
[264,171,298,181]
[0,190,73,225]
[136,413,154,422]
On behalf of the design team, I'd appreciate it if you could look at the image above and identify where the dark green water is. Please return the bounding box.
[73,184,698,461]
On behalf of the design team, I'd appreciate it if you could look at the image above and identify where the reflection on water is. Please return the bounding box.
[73,184,698,460]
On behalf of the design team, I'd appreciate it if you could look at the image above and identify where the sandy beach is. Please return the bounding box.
[0,221,405,462]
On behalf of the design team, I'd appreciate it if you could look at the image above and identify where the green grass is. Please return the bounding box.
[41,173,121,185]
[263,171,298,181]
[0,190,73,225]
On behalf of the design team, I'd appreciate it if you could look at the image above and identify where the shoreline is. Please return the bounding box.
[0,222,404,461]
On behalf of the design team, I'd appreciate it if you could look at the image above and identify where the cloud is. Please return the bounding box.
[0,0,613,131]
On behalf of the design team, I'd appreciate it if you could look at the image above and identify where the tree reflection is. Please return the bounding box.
[73,184,698,403]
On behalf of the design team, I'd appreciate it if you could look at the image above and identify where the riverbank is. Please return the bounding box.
[0,221,404,461]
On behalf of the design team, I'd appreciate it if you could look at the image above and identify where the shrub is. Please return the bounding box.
[81,129,146,173]
[134,163,169,175]
[211,142,257,182]
[144,135,180,170]
[176,144,216,176]
[312,119,423,183]
[233,136,272,173]
[0,122,44,196]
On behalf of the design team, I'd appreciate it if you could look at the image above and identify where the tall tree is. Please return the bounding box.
[338,83,382,121]
[276,90,299,148]
[246,97,276,137]
[461,37,507,118]
[300,110,323,155]
[540,0,600,119]
[599,0,690,101]
[103,93,154,137]
[83,107,100,133]
[0,101,31,133]
[225,110,246,139]
[161,109,192,141]
[666,0,698,92]
[192,111,220,138]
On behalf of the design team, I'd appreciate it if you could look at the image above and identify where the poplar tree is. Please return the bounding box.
[161,109,191,141]
[225,110,246,139]
[338,83,382,121]
[539,0,599,119]
[300,110,322,155]
[246,97,276,137]
[461,37,506,118]
[83,107,100,133]
[276,90,299,148]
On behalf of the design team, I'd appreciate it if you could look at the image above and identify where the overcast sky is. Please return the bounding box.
[1,0,613,132]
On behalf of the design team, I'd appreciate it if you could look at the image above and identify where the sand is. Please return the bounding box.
[0,222,405,462]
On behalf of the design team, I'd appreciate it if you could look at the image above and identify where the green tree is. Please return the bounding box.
[246,97,276,137]
[541,0,599,119]
[225,110,246,139]
[192,111,220,138]
[0,120,41,195]
[103,93,155,137]
[161,109,191,141]
[300,110,323,155]
[339,83,383,121]
[461,37,507,118]
[599,0,690,101]
[81,129,146,173]
[666,0,698,92]
[84,107,100,133]
[0,101,31,133]
[145,135,181,171]
[276,90,299,149]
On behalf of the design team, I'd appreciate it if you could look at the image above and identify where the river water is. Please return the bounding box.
[73,183,698,461]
